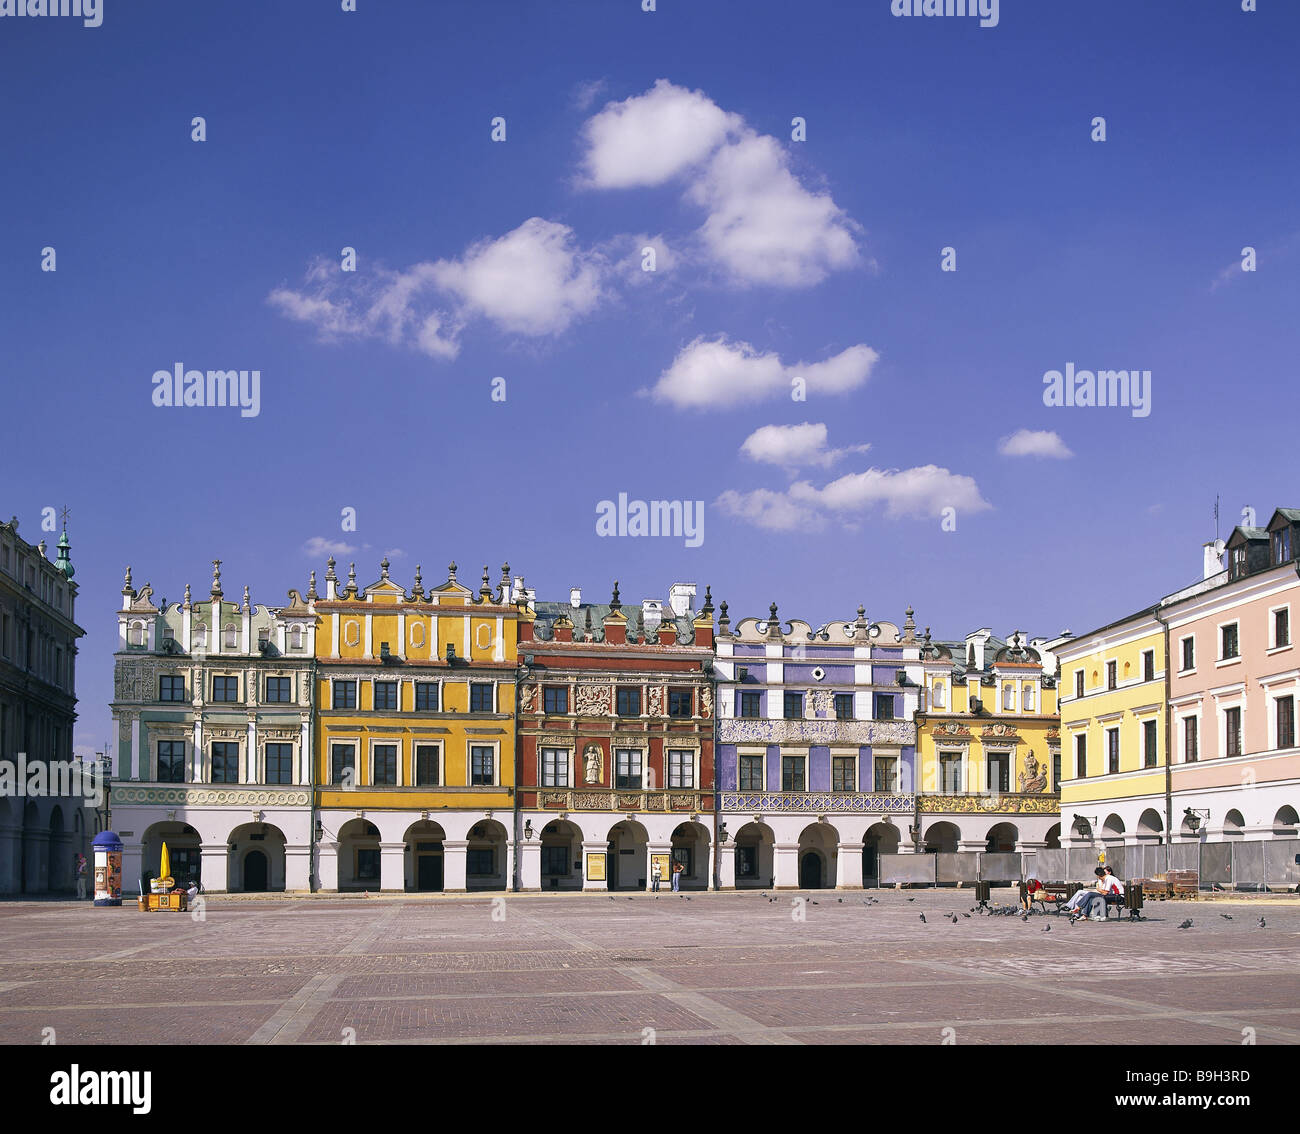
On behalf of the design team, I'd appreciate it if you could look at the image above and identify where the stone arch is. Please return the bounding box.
[1043,823,1061,850]
[1102,813,1126,842]
[1274,805,1299,837]
[404,819,446,891]
[732,821,774,889]
[141,821,202,890]
[862,821,900,888]
[1137,808,1164,842]
[797,822,839,889]
[670,821,709,891]
[607,819,648,891]
[227,822,286,892]
[923,820,960,854]
[466,818,508,891]
[1222,809,1245,839]
[540,819,582,891]
[337,818,381,891]
[985,821,1018,854]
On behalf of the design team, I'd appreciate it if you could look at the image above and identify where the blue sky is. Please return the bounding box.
[1,0,1297,754]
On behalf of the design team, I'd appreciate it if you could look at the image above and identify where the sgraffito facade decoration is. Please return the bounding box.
[714,602,923,890]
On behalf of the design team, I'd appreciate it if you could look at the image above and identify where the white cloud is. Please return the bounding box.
[997,429,1073,459]
[580,78,739,189]
[303,537,357,558]
[270,219,607,357]
[580,80,861,286]
[717,463,990,530]
[740,422,870,470]
[650,337,878,409]
[429,218,606,336]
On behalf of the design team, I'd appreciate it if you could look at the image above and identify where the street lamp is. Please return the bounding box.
[1183,807,1210,833]
[524,820,535,840]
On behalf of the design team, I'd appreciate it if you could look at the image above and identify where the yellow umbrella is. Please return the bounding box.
[159,841,172,887]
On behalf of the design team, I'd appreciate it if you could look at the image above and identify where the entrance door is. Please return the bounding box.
[862,844,878,886]
[244,850,268,892]
[799,852,822,889]
[607,843,618,890]
[417,853,444,892]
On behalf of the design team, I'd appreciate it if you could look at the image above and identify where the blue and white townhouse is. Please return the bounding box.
[713,602,924,889]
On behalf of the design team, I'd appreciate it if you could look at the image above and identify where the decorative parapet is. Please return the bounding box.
[534,789,705,812]
[721,792,914,813]
[717,720,916,746]
[918,792,1060,815]
[111,784,310,808]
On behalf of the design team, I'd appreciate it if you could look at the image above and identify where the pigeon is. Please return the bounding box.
[950,914,958,924]
[627,897,634,901]
[809,900,817,905]
[1042,924,1051,933]
[1258,917,1266,928]
[838,898,843,903]
[919,912,927,923]
[1020,912,1029,922]
[1220,914,1233,920]
[686,896,692,901]
[907,897,916,902]
[969,907,976,914]
[1177,919,1193,929]
[608,896,615,901]
[962,913,971,919]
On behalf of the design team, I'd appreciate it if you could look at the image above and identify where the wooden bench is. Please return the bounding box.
[1102,881,1144,921]
[1020,881,1078,913]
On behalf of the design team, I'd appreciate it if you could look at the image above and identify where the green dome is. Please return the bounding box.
[55,528,74,579]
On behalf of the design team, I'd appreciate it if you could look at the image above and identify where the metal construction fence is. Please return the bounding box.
[880,839,1300,889]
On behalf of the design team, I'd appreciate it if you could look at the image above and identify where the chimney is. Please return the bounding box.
[668,583,695,618]
[570,587,581,609]
[1203,539,1225,580]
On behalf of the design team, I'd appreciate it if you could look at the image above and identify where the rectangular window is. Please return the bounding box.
[873,757,897,793]
[1221,624,1239,660]
[1075,734,1087,779]
[265,677,291,703]
[1107,728,1120,774]
[157,740,186,783]
[415,682,439,711]
[668,750,695,788]
[736,845,757,878]
[541,846,569,875]
[1143,720,1158,767]
[781,755,805,792]
[1075,669,1084,698]
[356,849,380,882]
[614,748,642,789]
[987,753,1009,793]
[1224,707,1242,756]
[333,680,356,710]
[1106,661,1117,690]
[1275,608,1291,649]
[738,754,763,791]
[1184,716,1198,763]
[211,741,239,783]
[1002,684,1014,711]
[1052,750,1061,790]
[834,693,854,721]
[1278,696,1295,750]
[159,675,185,702]
[541,747,569,787]
[470,683,495,712]
[373,681,398,711]
[940,752,962,793]
[1275,527,1292,564]
[832,756,855,792]
[668,688,693,718]
[1181,637,1195,672]
[873,694,896,721]
[265,742,293,784]
[372,744,398,785]
[738,691,761,718]
[783,692,803,719]
[470,746,495,785]
[466,849,494,876]
[615,687,641,717]
[331,744,355,786]
[211,675,239,702]
[543,686,568,714]
[415,744,440,786]
[1142,650,1154,683]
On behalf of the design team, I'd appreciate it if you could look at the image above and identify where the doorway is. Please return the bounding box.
[417,851,444,892]
[799,852,823,889]
[244,850,268,892]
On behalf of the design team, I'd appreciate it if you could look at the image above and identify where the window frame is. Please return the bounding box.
[264,741,294,785]
[738,753,763,791]
[211,675,239,703]
[371,742,399,786]
[540,747,570,788]
[211,741,239,784]
[372,680,399,712]
[265,676,292,704]
[667,748,696,788]
[781,753,806,792]
[470,744,497,786]
[414,743,441,787]
[157,739,186,783]
[542,686,568,715]
[159,674,185,703]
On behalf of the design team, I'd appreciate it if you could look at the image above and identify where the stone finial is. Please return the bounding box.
[767,602,783,639]
[306,571,318,601]
[701,585,714,616]
[902,605,916,642]
[37,539,47,558]
[718,600,730,633]
[210,560,223,600]
[380,557,390,580]
[584,606,594,639]
[635,608,646,641]
[242,584,250,612]
[411,565,424,600]
[610,580,621,613]
[122,566,134,596]
[479,565,492,602]
[183,583,192,608]
[326,557,337,581]
[345,562,358,598]
[448,560,457,582]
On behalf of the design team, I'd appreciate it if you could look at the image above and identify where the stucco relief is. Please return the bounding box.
[582,743,603,784]
[575,683,612,716]
[700,686,713,719]
[647,686,664,717]
[718,720,916,746]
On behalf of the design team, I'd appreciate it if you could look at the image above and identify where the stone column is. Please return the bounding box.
[836,841,864,889]
[299,718,311,784]
[646,842,671,891]
[715,841,736,890]
[284,841,312,892]
[581,840,609,891]
[0,824,21,894]
[518,837,541,891]
[200,841,228,893]
[958,839,987,853]
[773,842,799,889]
[129,715,140,781]
[379,840,406,893]
[317,840,340,892]
[443,839,469,893]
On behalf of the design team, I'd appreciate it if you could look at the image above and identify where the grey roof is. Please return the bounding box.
[531,599,694,645]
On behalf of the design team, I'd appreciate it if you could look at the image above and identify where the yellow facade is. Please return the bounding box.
[1056,609,1166,823]
[313,561,518,815]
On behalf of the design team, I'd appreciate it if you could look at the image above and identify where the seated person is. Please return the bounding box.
[1062,868,1108,920]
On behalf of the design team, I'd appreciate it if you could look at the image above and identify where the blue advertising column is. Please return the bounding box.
[92,830,123,907]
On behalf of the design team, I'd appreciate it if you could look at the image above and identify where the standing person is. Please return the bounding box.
[75,854,87,900]
[671,859,683,893]
[651,859,662,893]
